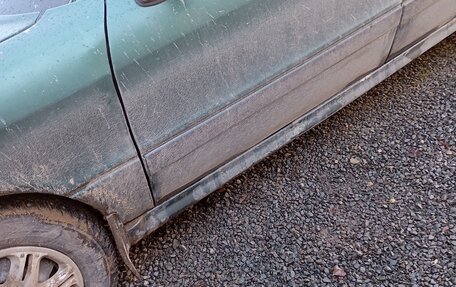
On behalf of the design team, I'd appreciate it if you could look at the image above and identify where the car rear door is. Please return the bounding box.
[388,0,456,58]
[106,0,402,203]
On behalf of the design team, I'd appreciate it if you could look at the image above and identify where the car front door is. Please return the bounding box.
[106,0,402,203]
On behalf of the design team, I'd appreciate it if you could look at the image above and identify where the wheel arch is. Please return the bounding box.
[0,192,109,225]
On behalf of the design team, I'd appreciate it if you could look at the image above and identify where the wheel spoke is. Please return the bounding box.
[43,265,75,286]
[5,252,27,285]
[23,253,44,286]
[58,276,78,287]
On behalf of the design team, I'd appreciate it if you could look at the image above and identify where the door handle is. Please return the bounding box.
[136,0,167,6]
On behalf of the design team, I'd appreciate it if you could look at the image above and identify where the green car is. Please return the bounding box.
[0,0,455,285]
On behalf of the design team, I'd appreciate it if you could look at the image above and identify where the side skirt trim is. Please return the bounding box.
[126,17,456,245]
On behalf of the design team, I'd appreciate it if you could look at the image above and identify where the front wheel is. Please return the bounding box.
[0,196,118,287]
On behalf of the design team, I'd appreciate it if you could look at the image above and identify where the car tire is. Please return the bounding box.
[0,196,118,286]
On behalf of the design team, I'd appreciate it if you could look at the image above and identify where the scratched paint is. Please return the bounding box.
[107,0,401,151]
[126,18,456,244]
[0,0,153,221]
[106,0,401,201]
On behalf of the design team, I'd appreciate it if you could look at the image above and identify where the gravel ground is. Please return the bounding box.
[120,34,456,286]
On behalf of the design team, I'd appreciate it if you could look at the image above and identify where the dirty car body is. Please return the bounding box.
[0,0,455,285]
